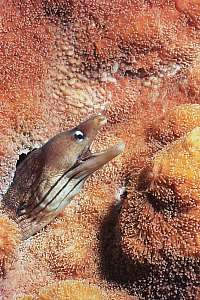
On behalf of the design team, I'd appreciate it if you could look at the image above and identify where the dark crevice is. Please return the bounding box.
[99,203,200,299]
[43,0,74,25]
[16,149,36,168]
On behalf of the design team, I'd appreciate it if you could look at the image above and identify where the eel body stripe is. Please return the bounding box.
[29,174,71,215]
[17,163,79,216]
[53,174,89,212]
[29,171,84,221]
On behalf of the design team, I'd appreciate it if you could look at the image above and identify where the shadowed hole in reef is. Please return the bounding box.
[16,149,36,168]
[43,0,74,24]
[99,202,149,299]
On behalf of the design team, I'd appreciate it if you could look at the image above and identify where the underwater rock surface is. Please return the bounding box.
[0,1,200,299]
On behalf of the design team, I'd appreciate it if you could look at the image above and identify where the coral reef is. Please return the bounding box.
[150,104,200,144]
[63,0,200,77]
[19,280,136,300]
[120,127,200,261]
[0,0,200,299]
[118,127,200,298]
[0,214,20,276]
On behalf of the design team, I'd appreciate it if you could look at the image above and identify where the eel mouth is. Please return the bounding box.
[72,141,125,178]
[69,114,125,178]
[78,147,92,162]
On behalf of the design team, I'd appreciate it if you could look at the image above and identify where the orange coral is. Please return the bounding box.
[30,214,101,281]
[118,126,200,298]
[1,1,200,300]
[121,127,200,260]
[0,214,20,275]
[150,104,200,144]
[19,280,136,300]
[65,0,200,76]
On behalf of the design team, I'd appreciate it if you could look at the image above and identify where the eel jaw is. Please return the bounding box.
[72,142,125,179]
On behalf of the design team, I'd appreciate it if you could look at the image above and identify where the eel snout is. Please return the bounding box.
[73,142,125,178]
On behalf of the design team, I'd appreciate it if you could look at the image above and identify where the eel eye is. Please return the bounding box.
[74,130,85,142]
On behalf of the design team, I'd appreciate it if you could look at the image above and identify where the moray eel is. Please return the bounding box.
[2,115,124,239]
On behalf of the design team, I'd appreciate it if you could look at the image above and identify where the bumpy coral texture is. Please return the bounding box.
[0,214,20,276]
[19,280,136,300]
[121,127,200,258]
[118,111,200,299]
[150,104,200,144]
[0,0,200,299]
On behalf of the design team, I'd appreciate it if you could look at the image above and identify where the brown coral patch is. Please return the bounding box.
[175,0,200,28]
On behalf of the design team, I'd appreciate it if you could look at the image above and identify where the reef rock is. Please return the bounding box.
[1,1,200,299]
[119,126,200,299]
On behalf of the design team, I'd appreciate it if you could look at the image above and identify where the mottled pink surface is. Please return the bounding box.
[0,1,200,299]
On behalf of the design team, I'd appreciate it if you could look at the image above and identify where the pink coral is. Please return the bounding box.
[0,214,20,276]
[0,1,200,300]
